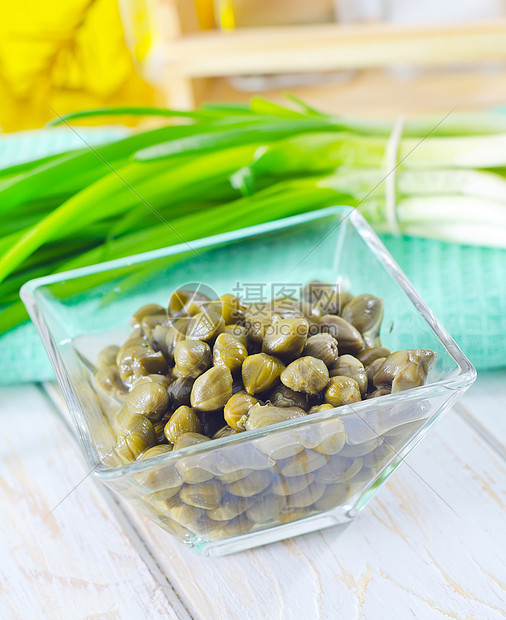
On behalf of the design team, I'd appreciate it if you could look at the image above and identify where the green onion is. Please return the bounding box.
[46,105,228,126]
[0,302,29,333]
[360,195,506,247]
[0,144,258,284]
[3,94,506,336]
[248,131,506,180]
[0,120,258,213]
[134,118,340,161]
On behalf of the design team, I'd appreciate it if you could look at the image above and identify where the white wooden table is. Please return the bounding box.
[0,372,504,619]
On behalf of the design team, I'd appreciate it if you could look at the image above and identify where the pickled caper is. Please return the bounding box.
[244,312,273,347]
[212,425,241,440]
[254,433,303,460]
[166,503,205,528]
[269,296,304,318]
[208,494,254,521]
[94,366,129,398]
[140,314,168,342]
[372,350,410,387]
[218,468,254,484]
[312,425,345,458]
[241,404,306,431]
[262,316,309,361]
[367,388,391,399]
[179,480,223,510]
[224,324,249,347]
[224,390,259,430]
[373,349,436,391]
[356,347,391,367]
[270,474,314,496]
[267,384,309,411]
[176,463,214,485]
[280,356,329,395]
[209,515,253,538]
[191,366,233,411]
[246,494,285,523]
[286,483,326,509]
[125,381,169,423]
[302,333,339,367]
[167,377,194,408]
[97,345,120,369]
[145,487,181,511]
[113,405,137,432]
[173,432,211,450]
[165,319,188,361]
[213,333,248,375]
[330,355,368,397]
[340,438,382,457]
[318,315,365,354]
[132,374,171,391]
[186,310,225,343]
[138,444,173,460]
[311,292,354,317]
[218,293,247,325]
[325,376,362,407]
[226,470,272,497]
[316,455,362,484]
[117,334,145,361]
[115,414,157,463]
[242,353,285,395]
[302,281,327,302]
[391,362,429,393]
[279,449,328,477]
[117,343,168,385]
[168,289,211,318]
[147,324,171,360]
[105,282,436,491]
[314,484,350,512]
[131,304,165,329]
[174,339,212,379]
[164,406,203,443]
[308,404,334,414]
[365,357,387,386]
[302,281,352,311]
[341,294,384,347]
[277,507,314,524]
[361,443,393,472]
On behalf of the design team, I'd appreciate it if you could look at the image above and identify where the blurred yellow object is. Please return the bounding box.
[0,0,158,132]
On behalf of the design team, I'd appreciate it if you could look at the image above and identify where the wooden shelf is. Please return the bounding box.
[154,15,506,113]
[161,19,506,78]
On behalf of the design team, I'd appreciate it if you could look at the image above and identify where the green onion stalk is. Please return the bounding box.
[2,95,506,333]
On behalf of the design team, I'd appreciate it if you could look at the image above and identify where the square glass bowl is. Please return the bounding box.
[21,206,476,556]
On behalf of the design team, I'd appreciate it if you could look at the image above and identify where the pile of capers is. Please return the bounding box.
[94,281,436,466]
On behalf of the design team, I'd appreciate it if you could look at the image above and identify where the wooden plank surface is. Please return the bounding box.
[2,374,505,619]
[455,370,506,457]
[0,385,190,620]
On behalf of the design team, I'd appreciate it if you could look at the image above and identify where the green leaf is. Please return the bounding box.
[46,106,225,126]
[0,144,258,284]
